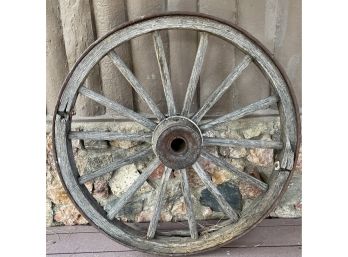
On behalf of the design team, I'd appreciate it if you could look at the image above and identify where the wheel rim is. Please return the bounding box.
[53,13,299,255]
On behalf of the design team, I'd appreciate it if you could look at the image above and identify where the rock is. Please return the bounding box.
[46,198,53,227]
[200,182,242,213]
[247,148,274,167]
[53,203,88,225]
[136,210,153,222]
[160,212,173,222]
[93,177,109,203]
[270,175,302,218]
[238,181,263,199]
[171,197,187,220]
[242,123,268,139]
[201,206,213,218]
[109,140,139,149]
[149,163,164,180]
[109,164,152,197]
[105,196,144,219]
[211,169,233,184]
[219,146,247,158]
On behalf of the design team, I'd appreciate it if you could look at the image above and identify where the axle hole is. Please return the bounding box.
[171,138,186,153]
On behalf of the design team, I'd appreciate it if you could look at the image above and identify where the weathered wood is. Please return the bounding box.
[126,0,168,114]
[180,169,199,239]
[108,51,164,120]
[91,0,134,110]
[153,31,176,116]
[147,167,171,239]
[46,0,69,115]
[203,137,283,149]
[200,150,268,191]
[54,14,298,255]
[200,96,278,130]
[107,158,161,219]
[79,148,153,184]
[181,32,209,116]
[273,0,302,107]
[192,56,252,122]
[198,0,238,114]
[79,86,156,130]
[59,0,104,116]
[234,0,272,109]
[192,162,239,221]
[69,131,152,142]
[168,0,199,113]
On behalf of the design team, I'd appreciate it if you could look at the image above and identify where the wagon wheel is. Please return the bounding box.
[53,13,299,255]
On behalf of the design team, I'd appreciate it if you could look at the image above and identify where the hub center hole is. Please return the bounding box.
[171,138,186,153]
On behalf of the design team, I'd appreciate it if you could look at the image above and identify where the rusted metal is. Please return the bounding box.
[152,116,202,170]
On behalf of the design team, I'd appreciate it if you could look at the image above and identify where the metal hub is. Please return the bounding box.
[152,116,202,169]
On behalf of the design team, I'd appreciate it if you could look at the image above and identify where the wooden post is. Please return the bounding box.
[233,0,272,109]
[59,0,104,116]
[46,0,68,115]
[168,0,198,113]
[273,0,301,107]
[92,0,134,111]
[126,0,167,114]
[198,0,238,115]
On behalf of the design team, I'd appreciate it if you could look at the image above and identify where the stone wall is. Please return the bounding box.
[46,116,301,226]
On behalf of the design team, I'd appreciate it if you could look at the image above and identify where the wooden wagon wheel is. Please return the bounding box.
[53,12,300,255]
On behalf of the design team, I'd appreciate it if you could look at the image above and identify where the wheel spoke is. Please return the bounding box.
[69,131,152,142]
[200,150,268,191]
[147,167,172,239]
[107,157,161,220]
[200,96,278,130]
[79,87,156,130]
[192,162,239,221]
[203,137,283,149]
[108,50,165,120]
[78,148,153,184]
[180,169,199,239]
[192,55,252,123]
[153,31,176,116]
[181,32,209,116]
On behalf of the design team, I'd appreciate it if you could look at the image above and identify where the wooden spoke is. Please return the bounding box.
[153,31,176,116]
[192,55,252,123]
[200,96,279,130]
[107,158,161,220]
[79,87,156,130]
[200,150,268,191]
[192,162,239,221]
[203,137,283,150]
[179,169,199,239]
[78,148,153,184]
[181,32,209,116]
[108,51,165,120]
[69,131,152,142]
[147,167,172,239]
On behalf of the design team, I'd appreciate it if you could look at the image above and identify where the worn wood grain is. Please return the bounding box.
[79,148,153,184]
[92,0,134,110]
[192,162,239,221]
[107,158,161,219]
[181,32,209,116]
[198,0,238,115]
[127,0,168,114]
[79,86,156,130]
[180,169,199,239]
[59,0,104,116]
[203,137,283,149]
[147,167,171,239]
[46,0,69,115]
[69,131,152,142]
[192,55,252,122]
[200,150,268,191]
[108,51,164,120]
[234,0,272,109]
[200,96,278,130]
[153,31,176,116]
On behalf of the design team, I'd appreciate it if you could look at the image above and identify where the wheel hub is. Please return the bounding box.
[152,116,202,169]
